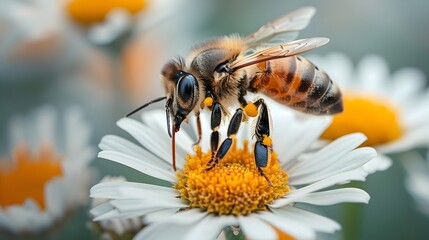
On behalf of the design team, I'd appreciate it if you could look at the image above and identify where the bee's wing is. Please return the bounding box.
[244,7,316,50]
[231,37,329,70]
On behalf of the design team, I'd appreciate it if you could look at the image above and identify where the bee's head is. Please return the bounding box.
[161,58,200,134]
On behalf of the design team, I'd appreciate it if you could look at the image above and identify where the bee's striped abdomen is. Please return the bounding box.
[249,56,343,115]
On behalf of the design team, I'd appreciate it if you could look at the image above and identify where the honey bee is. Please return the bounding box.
[127,7,343,179]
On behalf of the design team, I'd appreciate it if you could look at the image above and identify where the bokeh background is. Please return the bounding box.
[1,0,428,239]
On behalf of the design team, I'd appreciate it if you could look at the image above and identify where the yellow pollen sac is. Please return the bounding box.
[321,95,403,147]
[0,144,63,210]
[244,102,258,117]
[204,97,213,107]
[262,135,272,146]
[174,141,290,216]
[66,0,147,25]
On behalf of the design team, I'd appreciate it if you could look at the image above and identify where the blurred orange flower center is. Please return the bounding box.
[0,144,63,210]
[321,95,403,147]
[66,0,147,25]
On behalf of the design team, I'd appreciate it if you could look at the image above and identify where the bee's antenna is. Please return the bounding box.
[126,96,167,117]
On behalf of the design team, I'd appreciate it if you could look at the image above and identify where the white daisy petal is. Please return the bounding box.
[64,106,92,159]
[134,221,191,240]
[90,202,115,217]
[271,170,367,208]
[98,150,176,182]
[363,154,393,174]
[141,110,194,161]
[403,93,429,128]
[34,106,56,148]
[94,208,154,221]
[272,207,340,233]
[143,208,179,223]
[290,147,376,185]
[403,152,429,216]
[90,181,177,200]
[390,68,427,104]
[239,215,277,240]
[377,126,429,154]
[117,118,173,165]
[284,188,370,206]
[134,210,209,240]
[356,55,389,93]
[288,133,368,177]
[99,135,172,170]
[257,211,315,239]
[150,208,208,225]
[109,198,186,212]
[276,114,332,168]
[88,9,131,45]
[186,214,238,240]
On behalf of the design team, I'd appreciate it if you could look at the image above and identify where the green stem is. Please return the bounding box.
[342,182,364,240]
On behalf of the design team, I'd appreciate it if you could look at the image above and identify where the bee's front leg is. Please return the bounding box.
[193,113,202,146]
[205,105,244,171]
[205,102,222,168]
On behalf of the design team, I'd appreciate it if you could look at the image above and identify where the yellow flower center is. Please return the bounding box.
[321,94,403,147]
[0,144,63,210]
[66,0,147,25]
[174,141,290,216]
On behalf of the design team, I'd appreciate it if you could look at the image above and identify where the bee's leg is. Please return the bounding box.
[193,113,202,146]
[206,107,244,171]
[205,102,222,168]
[253,99,273,186]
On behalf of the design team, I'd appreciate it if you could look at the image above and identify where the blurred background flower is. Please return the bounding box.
[308,53,429,173]
[1,0,429,239]
[0,106,95,235]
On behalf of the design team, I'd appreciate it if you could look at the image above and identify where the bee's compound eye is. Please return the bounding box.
[177,74,197,105]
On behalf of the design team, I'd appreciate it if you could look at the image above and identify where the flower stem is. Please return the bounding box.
[342,182,364,240]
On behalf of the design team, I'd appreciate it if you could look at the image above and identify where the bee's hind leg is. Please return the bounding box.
[252,99,273,186]
[205,105,244,171]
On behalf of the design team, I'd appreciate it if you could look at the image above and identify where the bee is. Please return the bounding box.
[127,7,343,180]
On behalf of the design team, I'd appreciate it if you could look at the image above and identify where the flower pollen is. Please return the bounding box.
[322,94,402,146]
[0,144,63,209]
[174,140,290,216]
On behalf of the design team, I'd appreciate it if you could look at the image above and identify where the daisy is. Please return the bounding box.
[403,151,429,216]
[308,53,429,173]
[90,104,376,239]
[89,175,144,239]
[0,106,95,234]
[65,0,191,45]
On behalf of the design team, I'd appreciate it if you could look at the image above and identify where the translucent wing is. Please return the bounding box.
[244,7,316,49]
[231,37,329,70]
